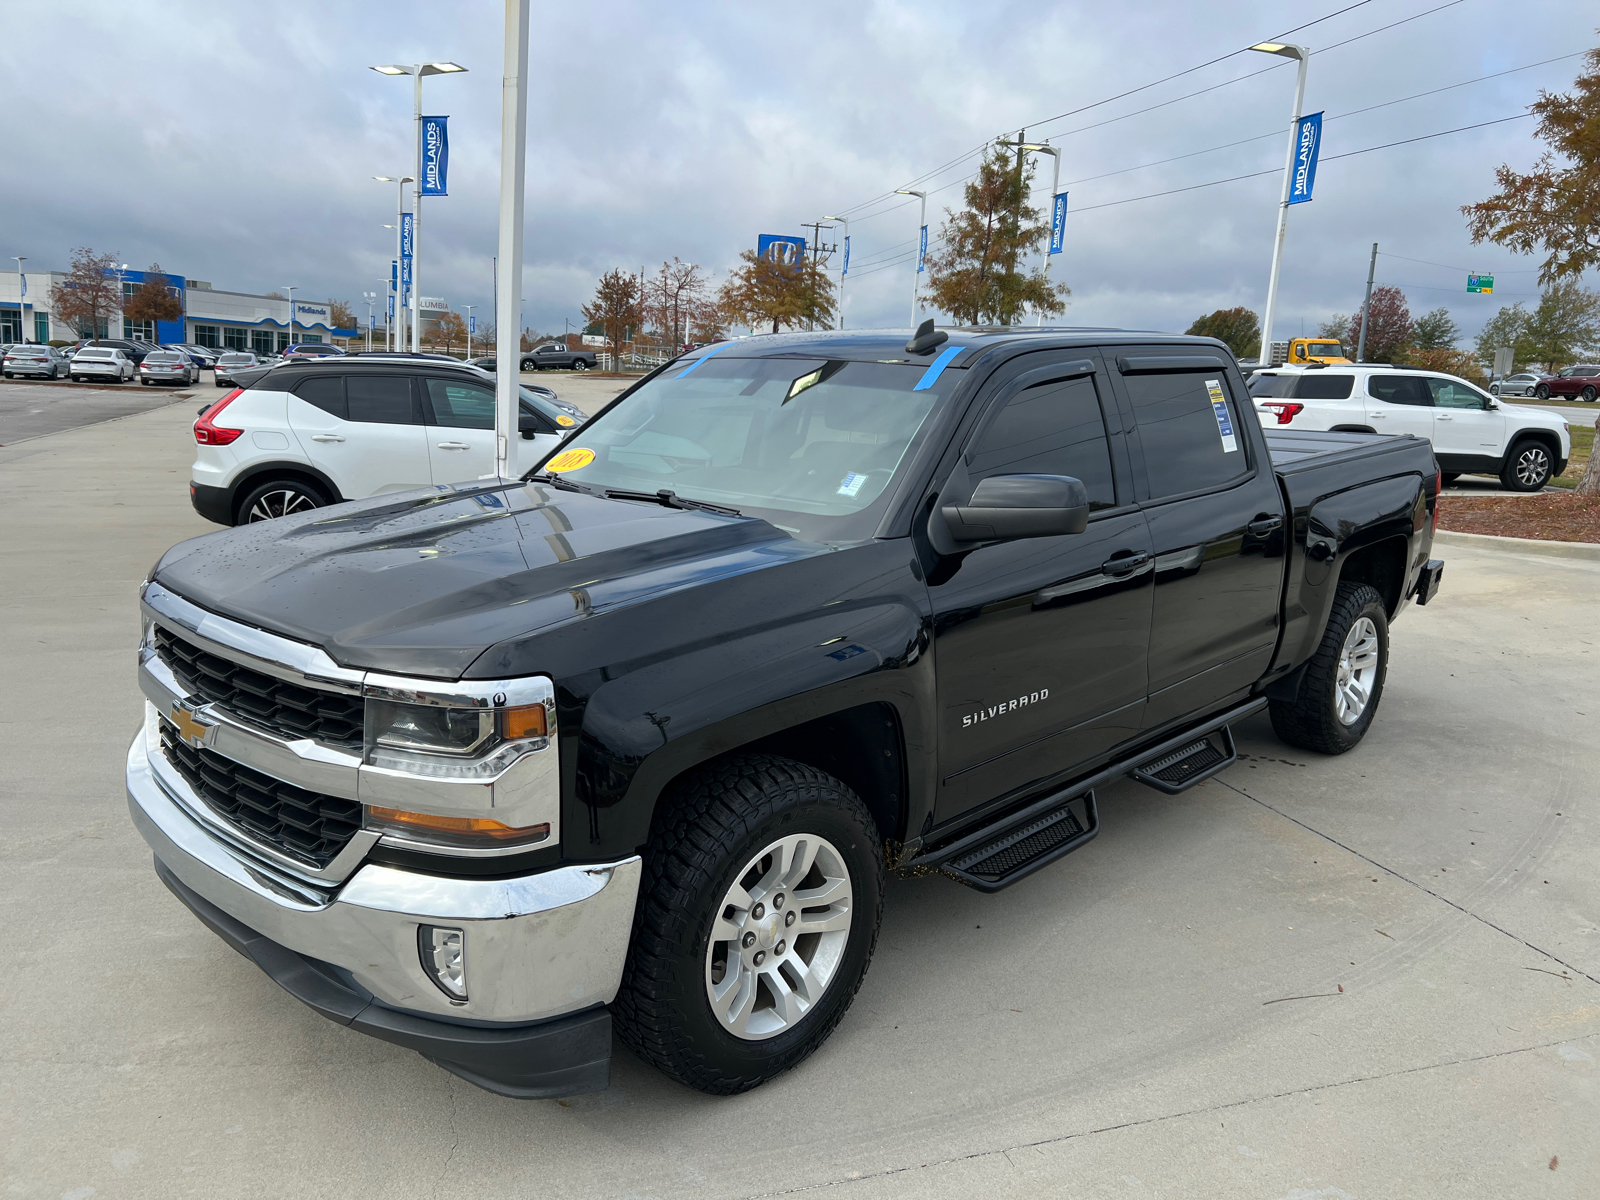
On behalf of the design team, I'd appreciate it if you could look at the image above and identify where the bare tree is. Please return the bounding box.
[48,247,121,341]
[646,258,706,350]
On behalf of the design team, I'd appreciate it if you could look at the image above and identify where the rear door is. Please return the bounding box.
[930,351,1152,823]
[1364,373,1434,440]
[286,372,432,499]
[1110,351,1287,730]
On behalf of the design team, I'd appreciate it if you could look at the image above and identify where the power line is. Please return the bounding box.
[1379,251,1544,274]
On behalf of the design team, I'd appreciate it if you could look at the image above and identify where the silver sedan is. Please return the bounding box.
[1489,372,1545,398]
[3,345,68,379]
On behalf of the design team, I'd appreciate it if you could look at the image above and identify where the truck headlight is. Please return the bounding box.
[364,697,548,779]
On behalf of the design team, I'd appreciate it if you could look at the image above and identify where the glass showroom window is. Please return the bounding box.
[35,313,50,343]
[251,329,275,355]
[124,318,155,340]
[194,325,220,348]
[223,327,249,350]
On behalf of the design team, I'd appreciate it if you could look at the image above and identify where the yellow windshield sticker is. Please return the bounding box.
[556,414,577,427]
[546,447,595,472]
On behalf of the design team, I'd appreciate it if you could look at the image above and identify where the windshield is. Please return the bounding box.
[539,355,962,542]
[1305,342,1343,356]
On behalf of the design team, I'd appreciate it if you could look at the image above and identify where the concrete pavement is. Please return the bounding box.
[2,402,1596,1199]
[0,381,194,444]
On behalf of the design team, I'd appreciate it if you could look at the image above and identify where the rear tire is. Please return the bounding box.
[1582,386,1597,403]
[1533,384,1551,400]
[1270,582,1389,756]
[612,754,884,1095]
[1500,441,1553,492]
[237,478,328,524]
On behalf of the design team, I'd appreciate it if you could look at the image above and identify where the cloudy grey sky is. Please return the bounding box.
[4,0,1595,344]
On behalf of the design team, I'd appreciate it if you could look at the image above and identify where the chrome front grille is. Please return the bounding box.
[154,626,364,749]
[158,721,362,866]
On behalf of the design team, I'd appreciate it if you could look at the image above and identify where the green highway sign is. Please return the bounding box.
[1467,274,1494,294]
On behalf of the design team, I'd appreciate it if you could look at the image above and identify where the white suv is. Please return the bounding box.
[189,358,589,524]
[1248,365,1571,491]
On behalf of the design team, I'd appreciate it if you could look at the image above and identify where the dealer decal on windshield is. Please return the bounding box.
[1206,379,1238,453]
[546,447,594,472]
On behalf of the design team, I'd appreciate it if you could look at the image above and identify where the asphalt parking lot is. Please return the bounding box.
[0,380,195,444]
[2,403,1596,1198]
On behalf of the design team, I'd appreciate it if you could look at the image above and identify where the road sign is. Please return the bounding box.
[1468,274,1494,293]
[1493,346,1514,377]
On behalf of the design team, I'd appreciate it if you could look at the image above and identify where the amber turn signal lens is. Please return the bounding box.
[501,703,548,740]
[367,806,550,843]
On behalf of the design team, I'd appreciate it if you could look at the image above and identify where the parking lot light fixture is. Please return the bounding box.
[370,63,469,353]
[465,304,476,359]
[822,216,849,328]
[893,189,927,331]
[1248,40,1310,366]
[12,257,25,341]
[284,286,296,351]
[1005,143,1061,326]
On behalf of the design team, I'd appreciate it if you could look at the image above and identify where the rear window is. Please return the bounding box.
[218,354,253,365]
[1247,373,1295,398]
[1294,373,1354,399]
[292,375,346,418]
[1124,370,1250,499]
[145,352,180,362]
[346,375,418,424]
[79,349,113,359]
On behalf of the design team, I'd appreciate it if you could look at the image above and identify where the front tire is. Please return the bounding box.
[1501,441,1553,492]
[1533,384,1551,400]
[1270,582,1389,755]
[613,754,884,1095]
[237,478,328,524]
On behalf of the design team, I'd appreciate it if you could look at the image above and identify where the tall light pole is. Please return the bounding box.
[283,286,297,352]
[894,189,927,330]
[12,256,26,342]
[494,2,530,479]
[1249,41,1310,365]
[465,304,476,359]
[822,215,849,328]
[371,62,468,353]
[1000,141,1062,326]
[374,176,414,352]
[363,291,377,351]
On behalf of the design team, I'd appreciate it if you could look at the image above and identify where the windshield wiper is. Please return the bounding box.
[604,487,742,516]
[527,472,597,494]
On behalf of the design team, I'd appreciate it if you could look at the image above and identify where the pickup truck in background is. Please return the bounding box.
[521,341,597,372]
[128,324,1443,1102]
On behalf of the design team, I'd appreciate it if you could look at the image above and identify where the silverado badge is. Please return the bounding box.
[169,702,214,748]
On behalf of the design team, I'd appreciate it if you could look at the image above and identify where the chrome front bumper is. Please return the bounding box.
[126,730,641,1026]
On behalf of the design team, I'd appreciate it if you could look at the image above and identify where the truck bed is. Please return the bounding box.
[1265,427,1432,477]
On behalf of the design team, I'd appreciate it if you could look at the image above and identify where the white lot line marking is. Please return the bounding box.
[1216,777,1599,988]
[742,1034,1600,1198]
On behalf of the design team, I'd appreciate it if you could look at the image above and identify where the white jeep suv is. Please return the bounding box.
[189,358,589,524]
[1248,364,1571,491]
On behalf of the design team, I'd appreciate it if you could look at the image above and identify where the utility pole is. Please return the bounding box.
[1356,242,1378,363]
[800,219,835,331]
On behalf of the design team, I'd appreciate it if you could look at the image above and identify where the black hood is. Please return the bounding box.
[153,482,821,678]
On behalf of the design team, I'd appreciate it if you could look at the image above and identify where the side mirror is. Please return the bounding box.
[940,474,1090,543]
[518,414,539,440]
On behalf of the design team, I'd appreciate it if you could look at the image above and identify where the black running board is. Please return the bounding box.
[1130,725,1237,794]
[906,698,1266,892]
[941,790,1099,893]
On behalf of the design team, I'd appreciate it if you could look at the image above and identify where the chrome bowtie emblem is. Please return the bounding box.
[170,703,213,748]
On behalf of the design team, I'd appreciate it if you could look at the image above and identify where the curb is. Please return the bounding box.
[1433,528,1600,562]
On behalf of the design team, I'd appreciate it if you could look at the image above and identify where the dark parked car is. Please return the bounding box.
[520,341,597,372]
[1533,364,1599,401]
[129,323,1443,1101]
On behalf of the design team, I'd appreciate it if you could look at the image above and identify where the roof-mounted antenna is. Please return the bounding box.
[906,318,947,355]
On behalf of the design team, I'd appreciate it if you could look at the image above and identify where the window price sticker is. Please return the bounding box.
[1206,380,1237,453]
[837,472,867,497]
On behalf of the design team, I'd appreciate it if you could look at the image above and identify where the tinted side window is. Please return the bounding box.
[1426,378,1487,409]
[1368,375,1430,406]
[346,375,418,424]
[1247,373,1295,398]
[1295,373,1354,400]
[966,374,1116,510]
[424,378,495,429]
[1124,372,1248,499]
[293,375,346,418]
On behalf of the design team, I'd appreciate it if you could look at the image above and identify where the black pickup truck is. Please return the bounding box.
[128,324,1443,1101]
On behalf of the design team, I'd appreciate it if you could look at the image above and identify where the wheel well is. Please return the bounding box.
[1338,536,1407,617]
[1508,430,1560,459]
[664,703,908,844]
[228,464,342,522]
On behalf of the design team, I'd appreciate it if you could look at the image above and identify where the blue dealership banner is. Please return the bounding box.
[421,116,449,196]
[468,314,475,335]
[917,225,928,273]
[388,293,395,322]
[400,215,413,292]
[1288,112,1323,205]
[842,236,850,277]
[1050,192,1069,255]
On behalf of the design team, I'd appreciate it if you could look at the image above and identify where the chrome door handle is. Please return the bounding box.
[310,434,345,443]
[1369,412,1385,419]
[437,441,471,450]
[1101,551,1152,577]
[1436,415,1453,421]
[1247,515,1284,537]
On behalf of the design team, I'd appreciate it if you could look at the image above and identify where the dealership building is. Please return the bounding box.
[0,266,359,351]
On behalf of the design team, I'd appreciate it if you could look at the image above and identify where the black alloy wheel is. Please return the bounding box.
[1501,441,1553,492]
[1533,384,1551,400]
[237,479,328,524]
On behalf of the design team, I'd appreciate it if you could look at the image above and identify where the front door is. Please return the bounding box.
[1425,375,1504,465]
[930,353,1152,824]
[1364,373,1435,441]
[1111,355,1287,730]
[420,375,562,483]
[286,373,433,499]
